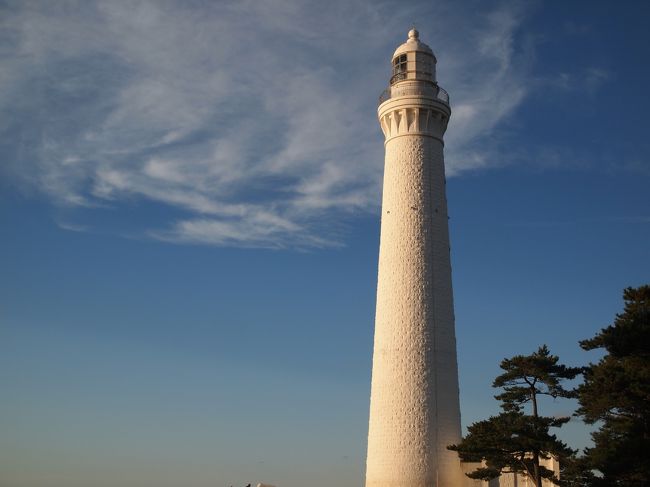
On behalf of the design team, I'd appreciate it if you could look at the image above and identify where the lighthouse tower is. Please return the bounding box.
[365,30,464,487]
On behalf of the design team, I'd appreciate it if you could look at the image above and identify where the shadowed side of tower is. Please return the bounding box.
[365,30,464,487]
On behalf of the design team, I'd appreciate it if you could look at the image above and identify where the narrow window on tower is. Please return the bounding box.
[391,54,407,83]
[422,61,431,77]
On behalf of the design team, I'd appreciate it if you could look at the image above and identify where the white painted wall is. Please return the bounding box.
[366,30,462,487]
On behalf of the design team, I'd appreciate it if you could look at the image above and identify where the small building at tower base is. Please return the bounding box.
[461,456,560,487]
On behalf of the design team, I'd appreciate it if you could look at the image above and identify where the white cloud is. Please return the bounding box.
[540,67,612,93]
[438,2,532,174]
[0,0,542,248]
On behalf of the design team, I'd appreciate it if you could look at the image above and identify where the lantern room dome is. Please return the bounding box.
[392,28,435,59]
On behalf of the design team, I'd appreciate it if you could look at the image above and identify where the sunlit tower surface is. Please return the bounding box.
[365,29,464,487]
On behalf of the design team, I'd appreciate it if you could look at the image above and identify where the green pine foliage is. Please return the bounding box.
[494,345,581,415]
[576,285,650,487]
[449,411,573,482]
[449,346,580,487]
[557,454,597,487]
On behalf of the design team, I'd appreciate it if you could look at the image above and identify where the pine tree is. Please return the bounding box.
[576,285,650,486]
[449,345,581,487]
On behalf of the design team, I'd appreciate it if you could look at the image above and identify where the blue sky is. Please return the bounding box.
[1,1,649,486]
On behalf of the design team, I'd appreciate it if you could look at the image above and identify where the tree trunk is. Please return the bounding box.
[531,388,542,487]
[533,460,541,487]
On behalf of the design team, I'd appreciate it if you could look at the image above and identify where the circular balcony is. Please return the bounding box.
[379,84,449,105]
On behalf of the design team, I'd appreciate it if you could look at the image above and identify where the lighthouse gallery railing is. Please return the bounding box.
[379,84,449,105]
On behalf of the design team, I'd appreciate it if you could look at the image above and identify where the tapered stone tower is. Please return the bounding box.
[365,30,464,487]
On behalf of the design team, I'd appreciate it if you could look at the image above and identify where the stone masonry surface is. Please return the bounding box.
[366,29,464,487]
[366,133,463,487]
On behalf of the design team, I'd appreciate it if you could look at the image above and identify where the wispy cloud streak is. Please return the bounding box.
[1,0,542,247]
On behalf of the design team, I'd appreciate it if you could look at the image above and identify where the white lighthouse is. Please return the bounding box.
[365,29,464,487]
